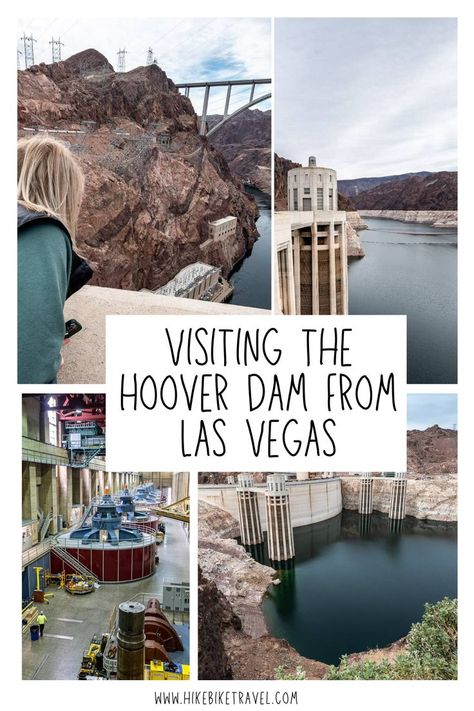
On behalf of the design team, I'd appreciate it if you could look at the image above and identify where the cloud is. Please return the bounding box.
[18,17,271,115]
[275,18,457,177]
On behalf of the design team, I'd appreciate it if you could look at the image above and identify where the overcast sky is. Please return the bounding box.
[275,18,457,179]
[407,394,457,430]
[18,17,271,115]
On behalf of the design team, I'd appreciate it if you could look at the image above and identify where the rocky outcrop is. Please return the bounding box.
[350,172,457,211]
[198,499,329,679]
[346,212,367,257]
[18,50,259,290]
[223,631,328,680]
[198,500,275,637]
[341,476,457,521]
[407,425,457,476]
[339,172,432,198]
[274,153,301,211]
[359,209,457,228]
[198,566,238,680]
[207,109,271,195]
[343,637,407,666]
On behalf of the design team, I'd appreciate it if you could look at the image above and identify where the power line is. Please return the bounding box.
[49,36,64,63]
[20,33,37,69]
[117,48,127,73]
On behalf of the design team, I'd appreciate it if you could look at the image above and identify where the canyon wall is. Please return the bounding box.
[359,210,457,228]
[207,109,271,195]
[350,172,457,211]
[198,500,275,637]
[198,499,329,680]
[341,476,457,521]
[18,50,259,291]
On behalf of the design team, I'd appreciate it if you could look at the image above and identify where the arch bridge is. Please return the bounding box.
[174,78,271,137]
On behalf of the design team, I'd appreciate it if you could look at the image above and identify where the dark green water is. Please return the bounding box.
[348,217,457,384]
[228,187,271,309]
[251,511,457,665]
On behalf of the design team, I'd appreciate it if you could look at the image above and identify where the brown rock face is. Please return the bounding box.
[274,153,302,211]
[207,109,271,195]
[339,171,432,198]
[18,51,259,290]
[349,172,458,210]
[198,566,238,680]
[407,425,457,476]
[198,499,329,680]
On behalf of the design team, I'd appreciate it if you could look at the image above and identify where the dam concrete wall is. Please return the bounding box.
[199,478,342,530]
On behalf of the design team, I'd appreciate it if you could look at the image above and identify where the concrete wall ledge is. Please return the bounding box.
[61,284,269,384]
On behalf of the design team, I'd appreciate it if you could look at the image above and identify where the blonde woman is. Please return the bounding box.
[18,135,93,383]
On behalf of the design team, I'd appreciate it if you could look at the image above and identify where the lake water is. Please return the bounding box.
[348,217,457,384]
[254,511,457,666]
[228,187,271,309]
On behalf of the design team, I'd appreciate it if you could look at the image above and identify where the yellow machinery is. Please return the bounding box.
[153,497,189,524]
[45,570,65,588]
[79,635,103,676]
[149,661,190,680]
[65,574,95,594]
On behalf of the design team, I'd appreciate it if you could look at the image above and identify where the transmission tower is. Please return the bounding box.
[21,33,37,69]
[50,36,64,63]
[117,48,127,73]
[146,47,154,65]
[17,49,22,69]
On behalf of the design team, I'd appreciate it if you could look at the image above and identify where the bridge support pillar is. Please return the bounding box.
[265,474,295,562]
[237,474,263,546]
[200,84,210,136]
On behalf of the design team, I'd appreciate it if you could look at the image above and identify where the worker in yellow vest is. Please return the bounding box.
[37,612,47,637]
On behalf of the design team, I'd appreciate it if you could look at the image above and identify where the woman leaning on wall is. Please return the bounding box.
[17,135,93,384]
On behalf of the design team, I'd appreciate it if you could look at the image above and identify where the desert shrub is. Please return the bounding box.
[274,664,307,680]
[328,598,457,680]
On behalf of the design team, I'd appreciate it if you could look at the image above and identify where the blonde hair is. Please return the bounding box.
[17,135,84,242]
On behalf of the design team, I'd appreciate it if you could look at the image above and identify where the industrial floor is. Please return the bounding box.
[22,519,190,680]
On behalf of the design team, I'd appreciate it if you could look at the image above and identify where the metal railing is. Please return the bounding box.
[22,538,52,568]
[50,540,98,582]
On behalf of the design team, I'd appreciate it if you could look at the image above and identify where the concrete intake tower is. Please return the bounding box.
[265,474,295,562]
[236,474,263,546]
[389,472,407,520]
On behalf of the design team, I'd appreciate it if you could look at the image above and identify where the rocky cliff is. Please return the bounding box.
[349,172,457,211]
[207,109,271,195]
[339,172,432,198]
[341,476,457,521]
[274,153,301,211]
[407,425,457,476]
[198,500,275,637]
[359,210,457,228]
[198,499,328,679]
[18,49,259,290]
[198,566,237,680]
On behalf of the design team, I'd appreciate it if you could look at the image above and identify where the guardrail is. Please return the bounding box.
[22,538,52,568]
